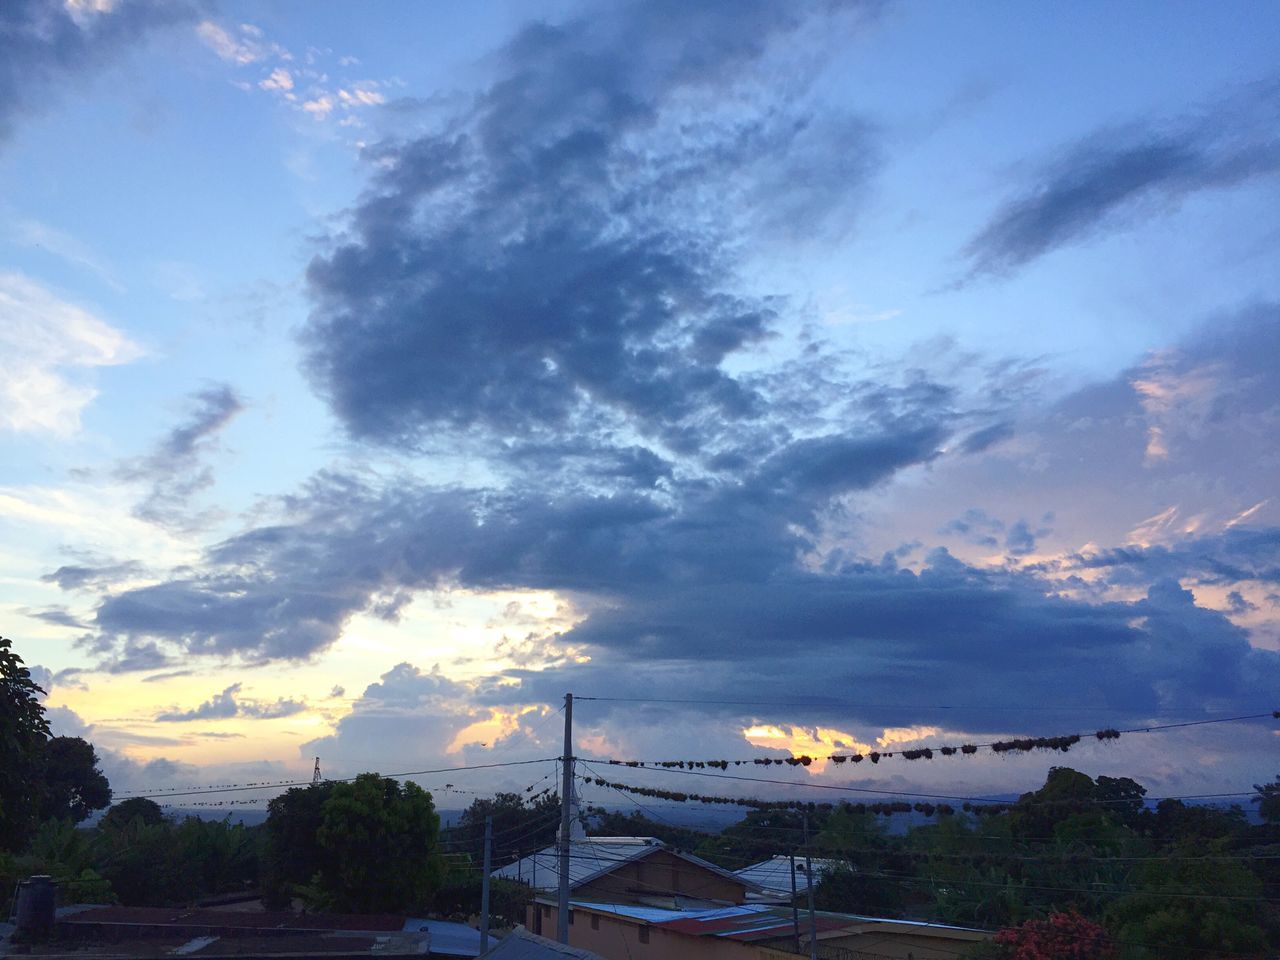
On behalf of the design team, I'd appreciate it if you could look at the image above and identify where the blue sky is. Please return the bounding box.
[2,0,1278,806]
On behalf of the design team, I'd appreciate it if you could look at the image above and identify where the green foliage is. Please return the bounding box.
[100,797,166,832]
[91,814,260,906]
[455,791,560,865]
[431,875,531,927]
[1105,853,1267,959]
[39,737,112,823]
[695,808,826,868]
[814,862,905,917]
[1009,768,1144,843]
[1254,775,1280,824]
[585,807,708,852]
[0,635,52,849]
[313,773,444,913]
[261,782,335,908]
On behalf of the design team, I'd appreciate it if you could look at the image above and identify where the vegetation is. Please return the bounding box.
[2,638,1278,956]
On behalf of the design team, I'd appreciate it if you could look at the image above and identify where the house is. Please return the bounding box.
[494,837,760,913]
[733,856,842,901]
[530,900,990,960]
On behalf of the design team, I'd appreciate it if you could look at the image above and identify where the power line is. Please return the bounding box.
[114,757,558,800]
[583,762,1260,808]
[576,695,1279,718]
[584,709,1279,768]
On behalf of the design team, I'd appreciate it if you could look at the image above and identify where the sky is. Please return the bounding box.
[2,0,1278,812]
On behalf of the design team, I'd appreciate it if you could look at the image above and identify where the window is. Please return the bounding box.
[590,915,600,930]
[638,927,650,944]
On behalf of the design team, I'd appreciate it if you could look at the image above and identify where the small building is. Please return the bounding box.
[494,837,759,914]
[733,856,842,901]
[528,899,990,960]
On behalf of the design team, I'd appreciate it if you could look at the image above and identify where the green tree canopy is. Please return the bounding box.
[456,791,559,866]
[1,635,52,848]
[40,736,111,822]
[100,797,166,832]
[315,774,443,913]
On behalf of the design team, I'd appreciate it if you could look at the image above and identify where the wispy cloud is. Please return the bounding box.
[0,271,139,435]
[961,80,1280,281]
[116,384,245,531]
[9,218,125,292]
[196,17,388,129]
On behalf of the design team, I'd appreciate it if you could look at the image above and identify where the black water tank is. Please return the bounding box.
[13,875,56,941]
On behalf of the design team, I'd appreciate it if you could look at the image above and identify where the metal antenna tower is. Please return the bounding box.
[312,757,322,785]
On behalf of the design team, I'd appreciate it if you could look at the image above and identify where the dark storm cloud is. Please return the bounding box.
[303,0,877,453]
[962,81,1280,280]
[0,0,195,146]
[1059,527,1280,587]
[117,384,244,530]
[154,681,307,722]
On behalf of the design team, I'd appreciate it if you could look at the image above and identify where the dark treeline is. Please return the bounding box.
[584,766,1280,960]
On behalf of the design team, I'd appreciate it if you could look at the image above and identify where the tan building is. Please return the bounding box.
[529,899,990,960]
[495,837,758,912]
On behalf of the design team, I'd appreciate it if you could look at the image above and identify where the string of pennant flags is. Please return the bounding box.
[592,710,1279,770]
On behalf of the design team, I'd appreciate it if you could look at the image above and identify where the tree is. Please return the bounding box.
[1253,775,1280,824]
[40,737,111,822]
[314,774,444,913]
[261,782,335,908]
[1105,855,1267,959]
[991,911,1114,960]
[100,797,166,832]
[0,636,51,848]
[455,791,560,866]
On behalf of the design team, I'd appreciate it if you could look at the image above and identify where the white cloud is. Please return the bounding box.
[337,85,385,108]
[259,67,293,93]
[302,95,335,118]
[0,272,139,435]
[196,21,289,66]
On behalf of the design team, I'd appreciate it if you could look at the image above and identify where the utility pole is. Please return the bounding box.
[480,815,493,953]
[557,693,574,944]
[804,815,818,960]
[790,853,800,953]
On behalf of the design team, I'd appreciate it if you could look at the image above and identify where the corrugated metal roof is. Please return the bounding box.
[568,901,988,942]
[481,928,606,960]
[733,856,841,897]
[493,838,662,891]
[493,838,757,896]
[402,917,483,956]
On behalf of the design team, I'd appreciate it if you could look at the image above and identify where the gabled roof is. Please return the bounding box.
[493,837,761,896]
[733,855,842,897]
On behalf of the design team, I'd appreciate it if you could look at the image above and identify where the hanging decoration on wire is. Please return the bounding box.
[592,714,1280,770]
[582,774,963,818]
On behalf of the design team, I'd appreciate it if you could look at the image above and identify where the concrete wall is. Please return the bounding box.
[527,902,989,960]
[530,905,792,960]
